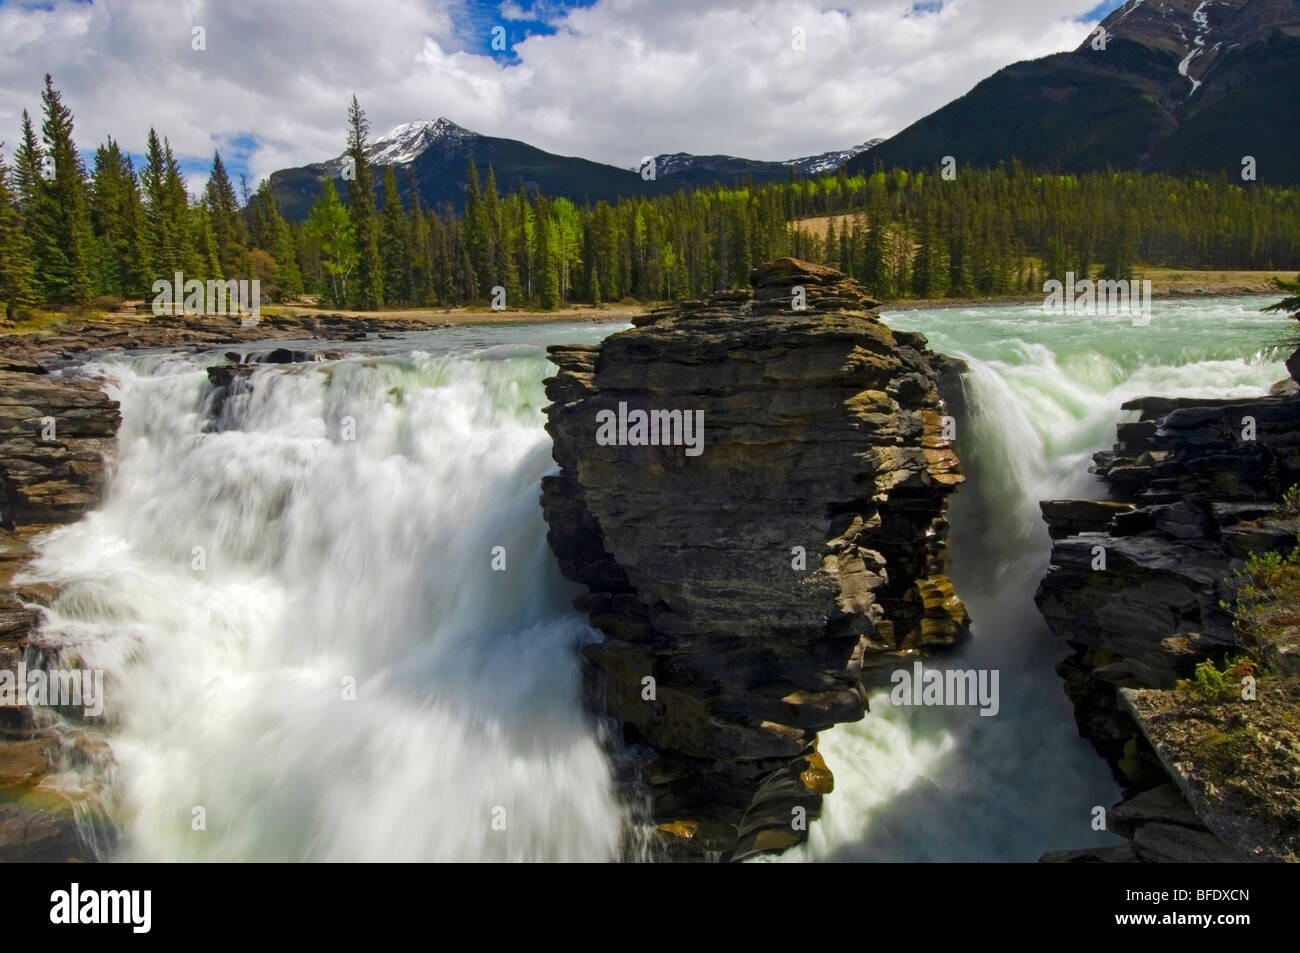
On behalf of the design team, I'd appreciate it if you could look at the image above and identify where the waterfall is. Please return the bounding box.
[22,332,627,861]
[20,298,1288,861]
[778,297,1288,861]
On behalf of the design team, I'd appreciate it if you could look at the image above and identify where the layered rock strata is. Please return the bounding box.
[0,368,120,860]
[540,259,968,860]
[1036,383,1300,861]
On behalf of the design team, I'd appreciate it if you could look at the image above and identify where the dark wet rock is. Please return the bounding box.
[1131,823,1252,863]
[1108,782,1205,837]
[540,259,967,860]
[1037,386,1300,862]
[0,371,120,530]
[259,347,317,364]
[1039,499,1137,539]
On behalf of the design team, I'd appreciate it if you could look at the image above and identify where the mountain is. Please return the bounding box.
[847,0,1300,183]
[269,118,657,221]
[268,119,878,220]
[650,139,882,186]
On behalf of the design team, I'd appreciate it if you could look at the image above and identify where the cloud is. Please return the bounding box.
[0,0,1107,189]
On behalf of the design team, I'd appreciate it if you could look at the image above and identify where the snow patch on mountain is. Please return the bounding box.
[649,139,882,180]
[1113,0,1147,26]
[1178,0,1213,95]
[785,139,884,175]
[652,153,713,178]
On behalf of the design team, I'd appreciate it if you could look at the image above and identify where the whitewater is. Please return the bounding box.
[18,297,1290,861]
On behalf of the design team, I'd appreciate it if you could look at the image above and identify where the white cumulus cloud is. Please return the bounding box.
[0,0,1108,189]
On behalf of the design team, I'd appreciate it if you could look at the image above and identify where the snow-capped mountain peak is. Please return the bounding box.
[363,117,478,166]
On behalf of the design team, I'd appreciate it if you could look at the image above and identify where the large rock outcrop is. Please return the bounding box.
[1036,385,1300,861]
[540,259,968,860]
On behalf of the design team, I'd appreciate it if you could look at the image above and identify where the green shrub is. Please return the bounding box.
[1178,656,1256,703]
[1222,485,1300,669]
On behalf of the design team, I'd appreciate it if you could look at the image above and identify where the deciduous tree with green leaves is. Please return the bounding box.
[304,179,359,306]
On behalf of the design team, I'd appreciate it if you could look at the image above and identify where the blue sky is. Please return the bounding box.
[1083,0,1127,20]
[455,0,599,59]
[0,0,1129,195]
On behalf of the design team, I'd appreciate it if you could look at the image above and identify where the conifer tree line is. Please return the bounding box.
[4,80,1300,321]
[0,74,301,320]
[0,75,305,319]
[279,144,1300,309]
[785,164,1300,299]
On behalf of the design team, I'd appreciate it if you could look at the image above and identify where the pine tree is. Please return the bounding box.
[514,189,533,301]
[428,208,454,304]
[911,216,935,299]
[485,166,519,306]
[205,151,248,277]
[89,140,152,298]
[456,240,478,302]
[35,75,95,304]
[88,147,124,297]
[1263,274,1300,319]
[344,95,383,309]
[141,130,176,279]
[272,219,304,298]
[890,211,912,296]
[0,150,38,321]
[13,112,42,243]
[141,131,197,284]
[862,211,888,298]
[535,196,559,310]
[1043,236,1067,284]
[462,159,491,298]
[948,217,975,297]
[378,165,410,305]
[192,202,223,281]
[1102,208,1139,281]
[164,141,200,277]
[405,168,432,306]
[247,179,302,298]
[293,219,322,298]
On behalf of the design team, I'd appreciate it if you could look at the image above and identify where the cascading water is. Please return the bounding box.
[23,326,628,861]
[20,298,1291,862]
[781,297,1291,861]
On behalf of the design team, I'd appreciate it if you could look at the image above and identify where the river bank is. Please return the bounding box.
[2,266,1289,338]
